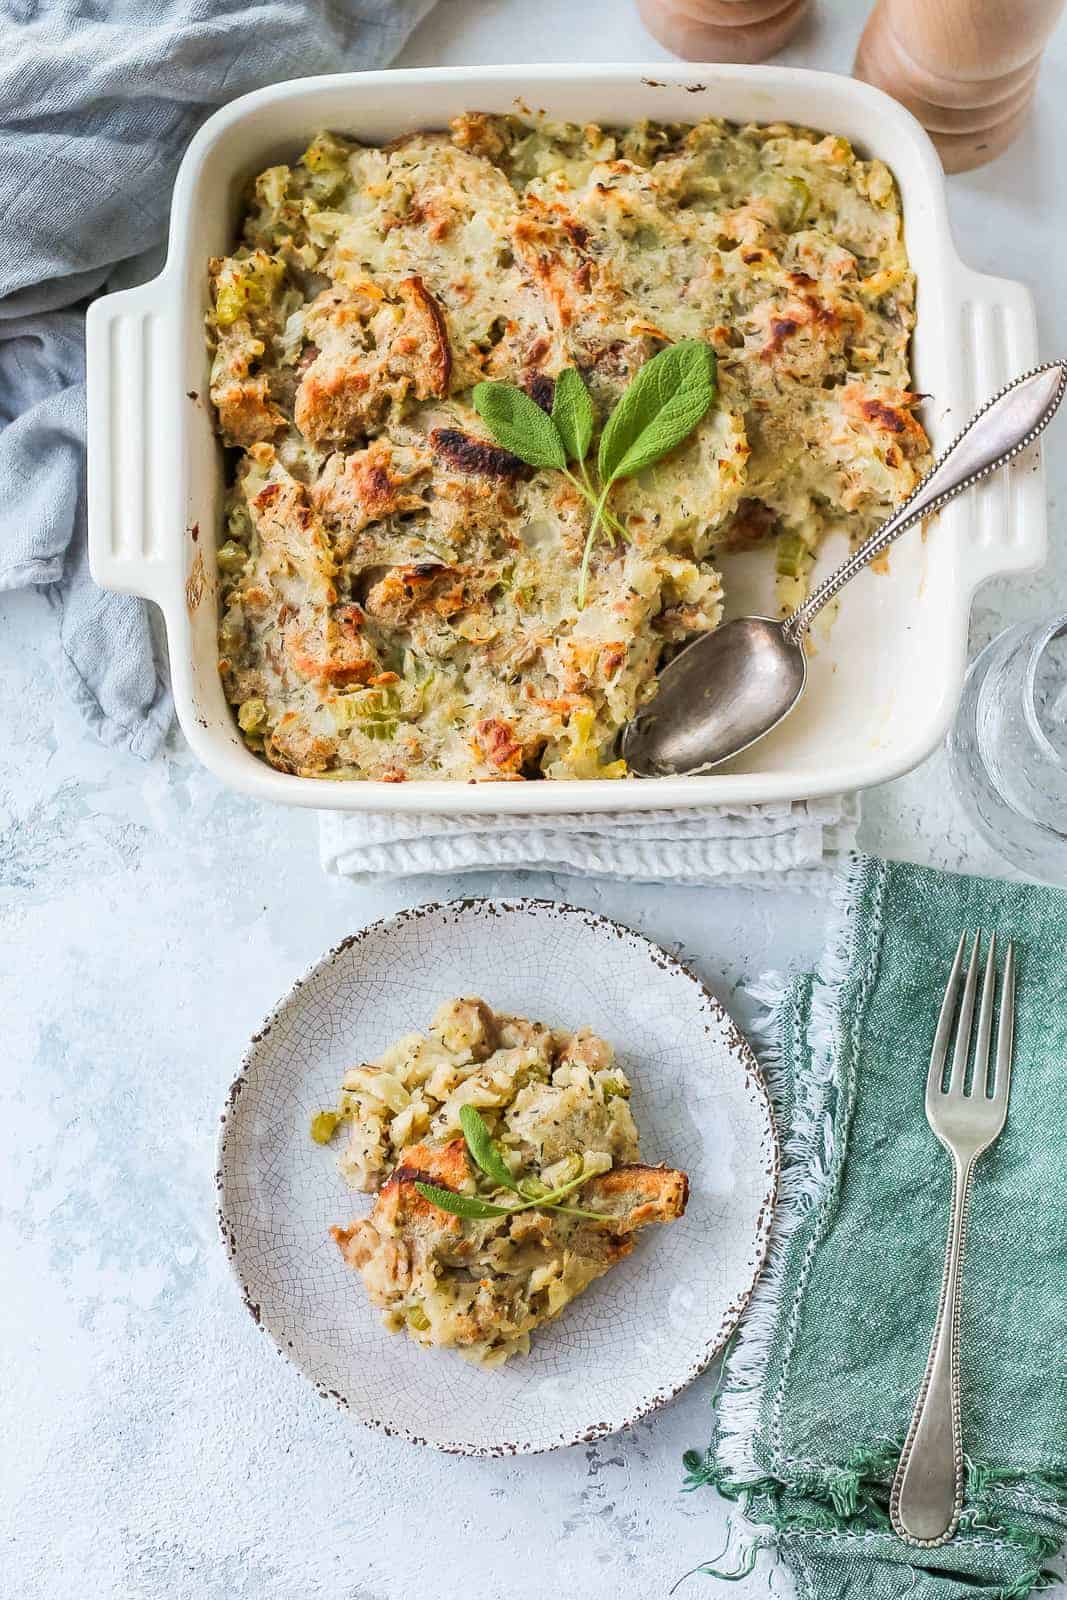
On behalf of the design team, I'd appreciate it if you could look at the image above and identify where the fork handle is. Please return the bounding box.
[891,1154,971,1545]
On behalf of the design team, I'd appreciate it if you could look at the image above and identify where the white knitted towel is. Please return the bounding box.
[319,794,859,888]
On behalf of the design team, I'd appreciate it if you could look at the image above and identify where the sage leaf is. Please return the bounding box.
[551,367,595,464]
[597,340,716,485]
[414,1182,516,1219]
[459,1105,518,1192]
[473,380,567,471]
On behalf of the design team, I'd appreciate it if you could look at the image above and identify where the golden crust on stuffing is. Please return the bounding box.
[295,275,451,445]
[283,610,380,690]
[362,563,470,627]
[841,383,928,458]
[211,357,285,447]
[311,440,432,542]
[343,1138,470,1244]
[243,445,337,599]
[579,1162,689,1229]
[265,713,337,774]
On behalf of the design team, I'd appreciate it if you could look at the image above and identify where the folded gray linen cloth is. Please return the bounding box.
[0,0,435,756]
[319,794,861,887]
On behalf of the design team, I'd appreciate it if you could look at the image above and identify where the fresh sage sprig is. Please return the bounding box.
[550,369,629,551]
[414,1105,606,1222]
[473,340,717,607]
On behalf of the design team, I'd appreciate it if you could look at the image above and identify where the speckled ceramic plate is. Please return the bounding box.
[217,899,778,1455]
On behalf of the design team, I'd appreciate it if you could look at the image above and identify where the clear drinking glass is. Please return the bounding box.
[948,614,1067,883]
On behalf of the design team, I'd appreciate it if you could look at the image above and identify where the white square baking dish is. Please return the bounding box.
[86,64,1044,814]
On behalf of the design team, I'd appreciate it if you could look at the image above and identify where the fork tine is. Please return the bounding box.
[972,932,996,1096]
[927,932,967,1099]
[992,940,1016,1105]
[948,932,982,1095]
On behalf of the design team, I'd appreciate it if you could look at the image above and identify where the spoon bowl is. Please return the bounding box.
[621,617,806,777]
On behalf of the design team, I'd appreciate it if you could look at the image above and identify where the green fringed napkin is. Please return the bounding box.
[687,855,1067,1600]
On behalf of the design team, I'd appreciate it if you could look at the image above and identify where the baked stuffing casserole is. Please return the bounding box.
[209,114,929,782]
[317,998,688,1365]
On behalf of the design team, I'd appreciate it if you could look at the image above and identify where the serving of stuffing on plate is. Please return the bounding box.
[314,997,688,1366]
[209,113,929,782]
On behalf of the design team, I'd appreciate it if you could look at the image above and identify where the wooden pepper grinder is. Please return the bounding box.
[855,0,1066,172]
[637,0,811,64]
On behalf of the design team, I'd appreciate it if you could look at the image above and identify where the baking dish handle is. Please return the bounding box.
[86,277,180,608]
[83,266,1043,602]
[953,267,1047,588]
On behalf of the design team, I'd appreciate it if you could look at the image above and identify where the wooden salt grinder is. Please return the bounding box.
[636,0,811,64]
[855,0,1066,172]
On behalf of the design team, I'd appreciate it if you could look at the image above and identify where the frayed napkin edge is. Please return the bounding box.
[714,851,886,1480]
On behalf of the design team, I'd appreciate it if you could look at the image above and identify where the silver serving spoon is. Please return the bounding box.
[621,361,1067,778]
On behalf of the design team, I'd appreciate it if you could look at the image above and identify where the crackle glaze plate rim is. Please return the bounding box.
[216,899,779,1455]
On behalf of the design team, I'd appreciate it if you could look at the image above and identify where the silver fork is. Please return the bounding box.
[890,931,1016,1547]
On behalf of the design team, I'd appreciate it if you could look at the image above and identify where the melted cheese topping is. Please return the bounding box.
[209,116,928,782]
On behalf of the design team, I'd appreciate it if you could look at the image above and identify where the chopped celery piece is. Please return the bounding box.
[217,540,248,576]
[776,532,811,580]
[310,1110,342,1145]
[237,698,267,733]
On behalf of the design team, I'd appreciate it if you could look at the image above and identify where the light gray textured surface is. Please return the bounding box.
[3,2,1067,1596]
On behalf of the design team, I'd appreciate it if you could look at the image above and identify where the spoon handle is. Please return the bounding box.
[784,361,1067,640]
